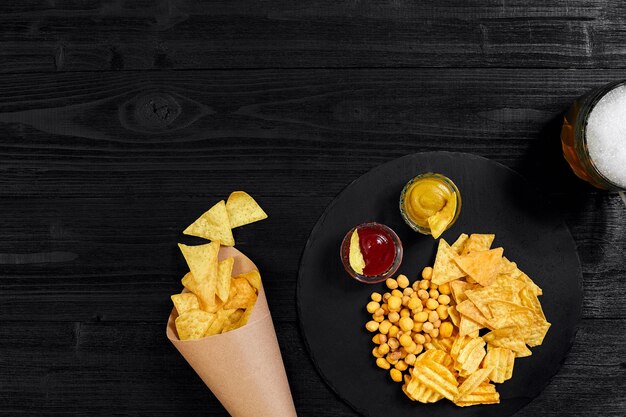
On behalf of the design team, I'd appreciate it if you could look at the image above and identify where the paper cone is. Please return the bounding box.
[166,246,297,417]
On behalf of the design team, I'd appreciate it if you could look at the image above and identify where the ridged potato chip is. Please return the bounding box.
[454,382,500,407]
[412,359,459,401]
[226,191,268,228]
[405,377,444,403]
[454,337,486,376]
[183,200,235,246]
[455,366,493,402]
[483,347,515,383]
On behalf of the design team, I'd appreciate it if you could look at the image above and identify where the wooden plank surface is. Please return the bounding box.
[1,320,624,416]
[2,2,626,415]
[2,1,626,72]
[0,68,625,416]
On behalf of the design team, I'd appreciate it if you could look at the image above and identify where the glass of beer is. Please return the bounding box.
[561,80,626,191]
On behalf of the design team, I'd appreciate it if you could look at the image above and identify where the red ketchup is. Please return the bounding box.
[358,226,397,276]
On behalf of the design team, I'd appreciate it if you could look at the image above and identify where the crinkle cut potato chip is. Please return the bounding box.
[184,200,235,246]
[364,232,550,407]
[432,239,466,285]
[226,191,268,228]
[483,347,515,383]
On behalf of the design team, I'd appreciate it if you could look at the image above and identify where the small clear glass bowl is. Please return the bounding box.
[399,173,462,236]
[340,222,403,284]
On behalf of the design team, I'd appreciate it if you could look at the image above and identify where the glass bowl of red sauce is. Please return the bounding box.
[340,222,403,283]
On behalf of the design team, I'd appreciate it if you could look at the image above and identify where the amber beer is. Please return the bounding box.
[561,80,626,191]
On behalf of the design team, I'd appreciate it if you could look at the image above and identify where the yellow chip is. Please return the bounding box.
[171,292,200,315]
[432,239,466,285]
[519,286,546,321]
[483,327,532,357]
[178,242,220,308]
[427,192,457,239]
[454,382,500,407]
[216,257,234,302]
[455,337,486,376]
[450,233,469,254]
[458,315,482,337]
[461,233,495,255]
[499,256,518,274]
[175,309,215,340]
[449,280,472,304]
[405,377,444,403]
[518,271,543,296]
[237,270,262,292]
[429,337,455,353]
[483,347,515,383]
[456,300,491,328]
[448,305,461,327]
[487,301,538,330]
[412,359,459,401]
[455,366,493,402]
[450,335,471,360]
[183,200,235,246]
[416,349,455,374]
[224,277,258,310]
[225,191,268,228]
[454,247,504,287]
[204,308,237,336]
[349,230,365,275]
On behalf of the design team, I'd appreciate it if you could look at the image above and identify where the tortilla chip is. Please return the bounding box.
[216,257,234,302]
[432,239,466,285]
[183,200,235,246]
[178,242,220,308]
[226,191,268,228]
[451,233,469,254]
[461,234,495,255]
[171,293,200,315]
[237,270,262,292]
[224,277,258,310]
[455,247,504,287]
[175,309,215,340]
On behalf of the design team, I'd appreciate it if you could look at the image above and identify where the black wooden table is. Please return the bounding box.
[1,2,625,416]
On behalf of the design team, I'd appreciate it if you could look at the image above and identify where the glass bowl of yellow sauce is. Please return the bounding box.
[399,173,462,238]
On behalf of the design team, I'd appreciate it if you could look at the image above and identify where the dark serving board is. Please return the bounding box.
[297,152,583,417]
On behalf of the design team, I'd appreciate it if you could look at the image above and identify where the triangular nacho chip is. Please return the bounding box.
[216,257,234,302]
[427,192,457,239]
[455,247,504,286]
[171,293,200,315]
[432,239,466,285]
[450,233,469,254]
[175,309,215,340]
[183,200,235,246]
[237,270,262,292]
[224,277,258,310]
[461,233,495,255]
[226,191,268,228]
[178,242,220,308]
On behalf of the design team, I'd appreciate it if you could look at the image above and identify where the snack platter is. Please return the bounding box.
[297,152,582,417]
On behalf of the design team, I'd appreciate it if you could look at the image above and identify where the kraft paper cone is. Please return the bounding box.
[166,246,297,417]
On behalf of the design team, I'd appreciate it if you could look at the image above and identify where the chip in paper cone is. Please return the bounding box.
[167,246,297,417]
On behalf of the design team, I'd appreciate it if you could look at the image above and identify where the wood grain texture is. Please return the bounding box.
[1,0,626,72]
[0,320,624,416]
[0,34,624,417]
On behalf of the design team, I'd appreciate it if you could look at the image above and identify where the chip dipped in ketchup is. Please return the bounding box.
[341,222,403,283]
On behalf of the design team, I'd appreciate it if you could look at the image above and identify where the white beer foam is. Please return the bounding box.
[586,84,626,188]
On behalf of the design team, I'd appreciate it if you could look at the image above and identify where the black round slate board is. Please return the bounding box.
[297,152,582,417]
